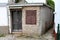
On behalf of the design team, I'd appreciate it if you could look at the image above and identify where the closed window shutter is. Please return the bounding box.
[26,10,37,24]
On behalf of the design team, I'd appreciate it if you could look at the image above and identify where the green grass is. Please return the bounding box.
[0,34,5,37]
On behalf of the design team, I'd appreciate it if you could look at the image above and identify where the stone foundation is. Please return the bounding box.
[0,26,9,34]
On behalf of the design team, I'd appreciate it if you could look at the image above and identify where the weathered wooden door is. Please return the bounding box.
[10,9,22,32]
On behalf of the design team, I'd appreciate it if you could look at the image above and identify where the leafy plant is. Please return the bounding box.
[0,34,5,37]
[47,0,55,10]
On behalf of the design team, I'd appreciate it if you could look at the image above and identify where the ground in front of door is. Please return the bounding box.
[0,28,54,40]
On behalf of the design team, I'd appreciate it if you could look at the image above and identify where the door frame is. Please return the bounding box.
[10,9,22,32]
[8,6,22,33]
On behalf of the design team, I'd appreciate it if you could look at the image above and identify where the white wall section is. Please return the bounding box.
[0,0,8,3]
[0,7,8,26]
[55,0,60,33]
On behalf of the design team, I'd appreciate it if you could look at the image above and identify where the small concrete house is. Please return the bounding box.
[0,0,54,36]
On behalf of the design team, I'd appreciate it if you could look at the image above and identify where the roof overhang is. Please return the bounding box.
[8,3,54,11]
[9,3,44,7]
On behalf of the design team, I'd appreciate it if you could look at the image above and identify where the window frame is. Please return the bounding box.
[26,10,37,25]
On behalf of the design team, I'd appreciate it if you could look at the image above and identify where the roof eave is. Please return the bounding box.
[9,3,54,11]
[9,3,44,7]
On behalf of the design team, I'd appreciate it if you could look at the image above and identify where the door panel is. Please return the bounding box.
[10,9,22,32]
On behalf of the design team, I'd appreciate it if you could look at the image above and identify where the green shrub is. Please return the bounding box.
[0,34,5,37]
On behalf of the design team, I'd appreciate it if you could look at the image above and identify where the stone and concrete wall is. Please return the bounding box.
[22,7,42,36]
[8,6,53,36]
[40,6,53,34]
[22,6,53,35]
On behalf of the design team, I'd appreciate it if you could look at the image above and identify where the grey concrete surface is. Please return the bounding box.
[0,28,54,40]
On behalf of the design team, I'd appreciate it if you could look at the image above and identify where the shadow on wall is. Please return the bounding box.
[45,14,54,33]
